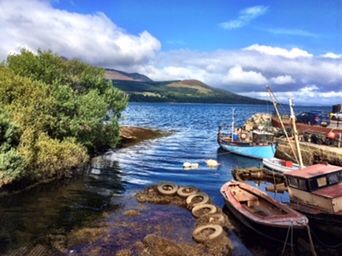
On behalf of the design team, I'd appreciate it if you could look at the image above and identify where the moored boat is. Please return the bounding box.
[284,163,342,235]
[220,181,308,238]
[263,157,302,173]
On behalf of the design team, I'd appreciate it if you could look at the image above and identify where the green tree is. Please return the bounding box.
[0,49,127,188]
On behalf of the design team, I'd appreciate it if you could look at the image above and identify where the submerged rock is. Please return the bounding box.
[123,209,140,217]
[136,234,232,256]
[135,185,185,206]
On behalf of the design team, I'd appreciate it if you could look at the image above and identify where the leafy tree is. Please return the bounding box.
[0,50,127,188]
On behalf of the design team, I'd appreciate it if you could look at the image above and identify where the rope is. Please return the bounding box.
[290,224,294,255]
[281,223,291,256]
[306,225,318,256]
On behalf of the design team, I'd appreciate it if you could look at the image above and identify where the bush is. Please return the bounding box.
[0,49,127,188]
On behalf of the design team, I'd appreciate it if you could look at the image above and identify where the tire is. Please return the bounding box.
[192,224,223,242]
[157,183,178,195]
[177,186,199,197]
[206,213,227,225]
[186,192,210,207]
[192,204,217,218]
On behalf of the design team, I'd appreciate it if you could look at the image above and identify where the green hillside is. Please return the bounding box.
[106,70,267,104]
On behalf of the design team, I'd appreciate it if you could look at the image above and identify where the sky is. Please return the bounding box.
[0,0,341,105]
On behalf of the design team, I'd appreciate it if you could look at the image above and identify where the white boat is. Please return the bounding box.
[262,157,302,173]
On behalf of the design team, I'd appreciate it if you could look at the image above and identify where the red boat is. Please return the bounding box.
[220,181,308,238]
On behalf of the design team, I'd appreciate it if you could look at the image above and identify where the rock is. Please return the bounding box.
[123,209,140,217]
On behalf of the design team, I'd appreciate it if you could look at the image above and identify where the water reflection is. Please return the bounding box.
[0,159,125,253]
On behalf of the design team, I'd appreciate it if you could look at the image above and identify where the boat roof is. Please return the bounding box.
[285,164,342,179]
[312,183,342,199]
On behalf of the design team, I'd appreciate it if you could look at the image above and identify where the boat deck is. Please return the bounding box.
[231,186,287,218]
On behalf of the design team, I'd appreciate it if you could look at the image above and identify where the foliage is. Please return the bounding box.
[0,49,127,188]
[35,134,88,179]
[112,79,267,104]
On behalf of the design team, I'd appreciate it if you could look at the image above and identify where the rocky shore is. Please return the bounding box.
[119,126,171,148]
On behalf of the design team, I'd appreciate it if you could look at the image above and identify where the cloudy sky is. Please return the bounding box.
[1,0,341,105]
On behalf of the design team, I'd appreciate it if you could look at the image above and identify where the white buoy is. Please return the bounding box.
[183,162,199,170]
[205,159,219,168]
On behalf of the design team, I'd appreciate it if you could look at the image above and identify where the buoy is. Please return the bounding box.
[205,159,219,168]
[183,162,199,169]
[327,131,336,139]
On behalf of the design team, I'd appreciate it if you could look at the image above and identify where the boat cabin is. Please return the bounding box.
[252,130,274,144]
[285,164,342,214]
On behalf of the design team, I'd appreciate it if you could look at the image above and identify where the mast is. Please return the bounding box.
[267,86,299,164]
[289,98,304,167]
[231,108,235,142]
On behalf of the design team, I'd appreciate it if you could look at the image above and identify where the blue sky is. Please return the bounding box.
[53,0,341,54]
[0,0,341,105]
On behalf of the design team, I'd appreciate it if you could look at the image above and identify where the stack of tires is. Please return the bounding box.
[156,182,227,243]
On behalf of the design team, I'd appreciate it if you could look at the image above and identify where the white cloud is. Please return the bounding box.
[1,1,341,105]
[321,52,342,59]
[224,65,268,85]
[264,28,318,38]
[241,87,342,106]
[219,5,268,30]
[270,75,295,85]
[244,44,313,59]
[0,0,160,67]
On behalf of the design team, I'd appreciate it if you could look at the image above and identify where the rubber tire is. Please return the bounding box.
[207,213,226,225]
[186,192,210,207]
[157,183,178,195]
[192,224,223,242]
[177,186,199,197]
[192,204,217,218]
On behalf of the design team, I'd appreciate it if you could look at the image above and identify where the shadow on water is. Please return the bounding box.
[0,159,125,253]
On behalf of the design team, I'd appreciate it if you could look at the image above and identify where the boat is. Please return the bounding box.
[284,163,342,235]
[218,109,277,159]
[262,158,302,173]
[220,181,308,237]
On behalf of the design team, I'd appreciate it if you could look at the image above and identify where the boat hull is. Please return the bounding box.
[290,203,342,237]
[223,200,304,242]
[220,143,276,159]
[220,181,308,242]
[263,158,301,173]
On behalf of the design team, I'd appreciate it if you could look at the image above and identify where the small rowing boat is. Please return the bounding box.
[220,181,308,237]
[262,157,303,173]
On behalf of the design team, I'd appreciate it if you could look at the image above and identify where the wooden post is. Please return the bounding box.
[267,87,299,164]
[289,98,304,167]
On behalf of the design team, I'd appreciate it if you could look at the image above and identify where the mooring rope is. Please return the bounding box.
[281,222,292,256]
[306,225,318,256]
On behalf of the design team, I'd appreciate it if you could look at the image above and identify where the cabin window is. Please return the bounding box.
[287,177,307,190]
[288,176,299,188]
[327,172,339,185]
[298,179,308,191]
[316,176,327,188]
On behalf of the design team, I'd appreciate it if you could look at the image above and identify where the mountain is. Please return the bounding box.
[105,69,267,104]
[104,68,152,82]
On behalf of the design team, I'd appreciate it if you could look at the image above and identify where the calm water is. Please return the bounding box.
[0,103,335,255]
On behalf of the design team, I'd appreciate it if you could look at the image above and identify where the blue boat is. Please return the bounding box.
[217,109,277,159]
[219,139,277,159]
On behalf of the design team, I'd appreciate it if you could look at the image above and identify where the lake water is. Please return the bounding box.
[0,103,336,255]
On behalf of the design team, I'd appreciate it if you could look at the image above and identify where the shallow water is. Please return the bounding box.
[0,102,337,255]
